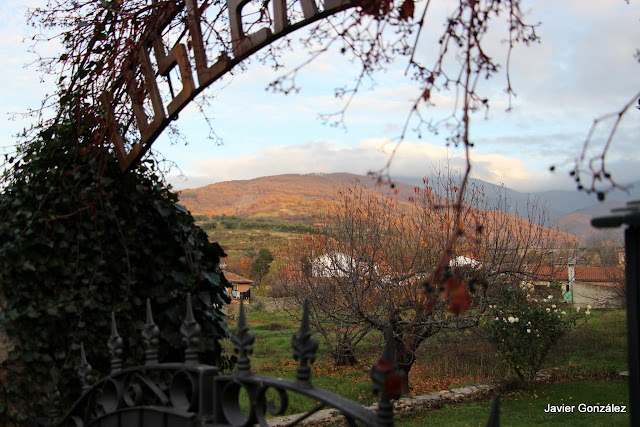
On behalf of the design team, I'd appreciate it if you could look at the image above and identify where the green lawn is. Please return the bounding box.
[224,305,628,419]
[550,309,628,375]
[398,380,629,426]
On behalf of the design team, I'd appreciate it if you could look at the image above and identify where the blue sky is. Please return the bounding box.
[1,0,639,194]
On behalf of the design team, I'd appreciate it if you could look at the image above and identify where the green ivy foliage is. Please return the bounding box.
[0,116,233,422]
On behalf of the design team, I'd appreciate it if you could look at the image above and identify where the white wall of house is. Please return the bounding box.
[449,256,481,268]
[311,252,380,278]
[312,253,353,277]
[573,282,624,308]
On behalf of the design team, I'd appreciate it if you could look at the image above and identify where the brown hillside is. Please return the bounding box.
[482,209,577,248]
[178,172,576,245]
[178,173,419,219]
[555,213,593,239]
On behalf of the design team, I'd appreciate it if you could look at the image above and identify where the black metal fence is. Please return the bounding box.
[592,199,640,426]
[41,295,498,426]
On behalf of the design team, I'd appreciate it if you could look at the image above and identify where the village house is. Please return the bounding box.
[223,270,254,303]
[527,262,624,308]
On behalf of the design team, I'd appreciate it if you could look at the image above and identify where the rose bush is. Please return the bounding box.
[484,284,589,383]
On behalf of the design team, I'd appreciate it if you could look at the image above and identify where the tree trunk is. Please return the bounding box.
[331,340,358,366]
[394,340,413,392]
[391,322,431,390]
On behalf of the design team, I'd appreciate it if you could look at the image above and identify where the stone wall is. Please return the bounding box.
[225,296,296,315]
[267,383,500,426]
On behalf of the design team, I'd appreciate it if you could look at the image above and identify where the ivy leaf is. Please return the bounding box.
[101,176,114,186]
[156,204,171,218]
[199,291,212,307]
[201,270,221,287]
[25,306,38,319]
[171,270,187,285]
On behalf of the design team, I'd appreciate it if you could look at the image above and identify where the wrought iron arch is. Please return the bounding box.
[99,0,355,172]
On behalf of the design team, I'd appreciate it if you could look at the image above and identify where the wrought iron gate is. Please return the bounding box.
[41,296,492,426]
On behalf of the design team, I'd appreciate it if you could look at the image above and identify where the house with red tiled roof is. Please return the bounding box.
[527,264,624,308]
[223,271,254,303]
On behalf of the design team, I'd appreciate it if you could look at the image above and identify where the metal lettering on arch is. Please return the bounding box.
[102,0,354,172]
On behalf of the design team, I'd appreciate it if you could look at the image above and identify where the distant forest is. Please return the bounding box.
[194,215,317,234]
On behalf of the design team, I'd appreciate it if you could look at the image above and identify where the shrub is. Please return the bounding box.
[483,284,589,383]
[0,118,233,423]
[200,220,218,229]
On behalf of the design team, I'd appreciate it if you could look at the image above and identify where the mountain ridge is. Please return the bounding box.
[178,172,583,243]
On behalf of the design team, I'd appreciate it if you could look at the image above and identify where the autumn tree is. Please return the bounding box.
[277,231,375,366]
[225,255,254,279]
[278,168,564,379]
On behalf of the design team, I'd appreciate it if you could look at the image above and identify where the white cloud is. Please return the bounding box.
[167,138,557,191]
[3,0,640,197]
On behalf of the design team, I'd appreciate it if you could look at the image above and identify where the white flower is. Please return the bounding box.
[527,321,531,325]
[585,310,591,315]
[546,308,551,312]
[576,307,581,312]
[547,295,553,300]
[552,304,556,308]
[561,311,566,316]
[508,316,515,323]
[527,329,531,333]
[587,305,592,310]
[514,317,519,323]
[495,317,499,321]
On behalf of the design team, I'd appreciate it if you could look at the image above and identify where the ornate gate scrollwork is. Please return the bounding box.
[43,296,409,426]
